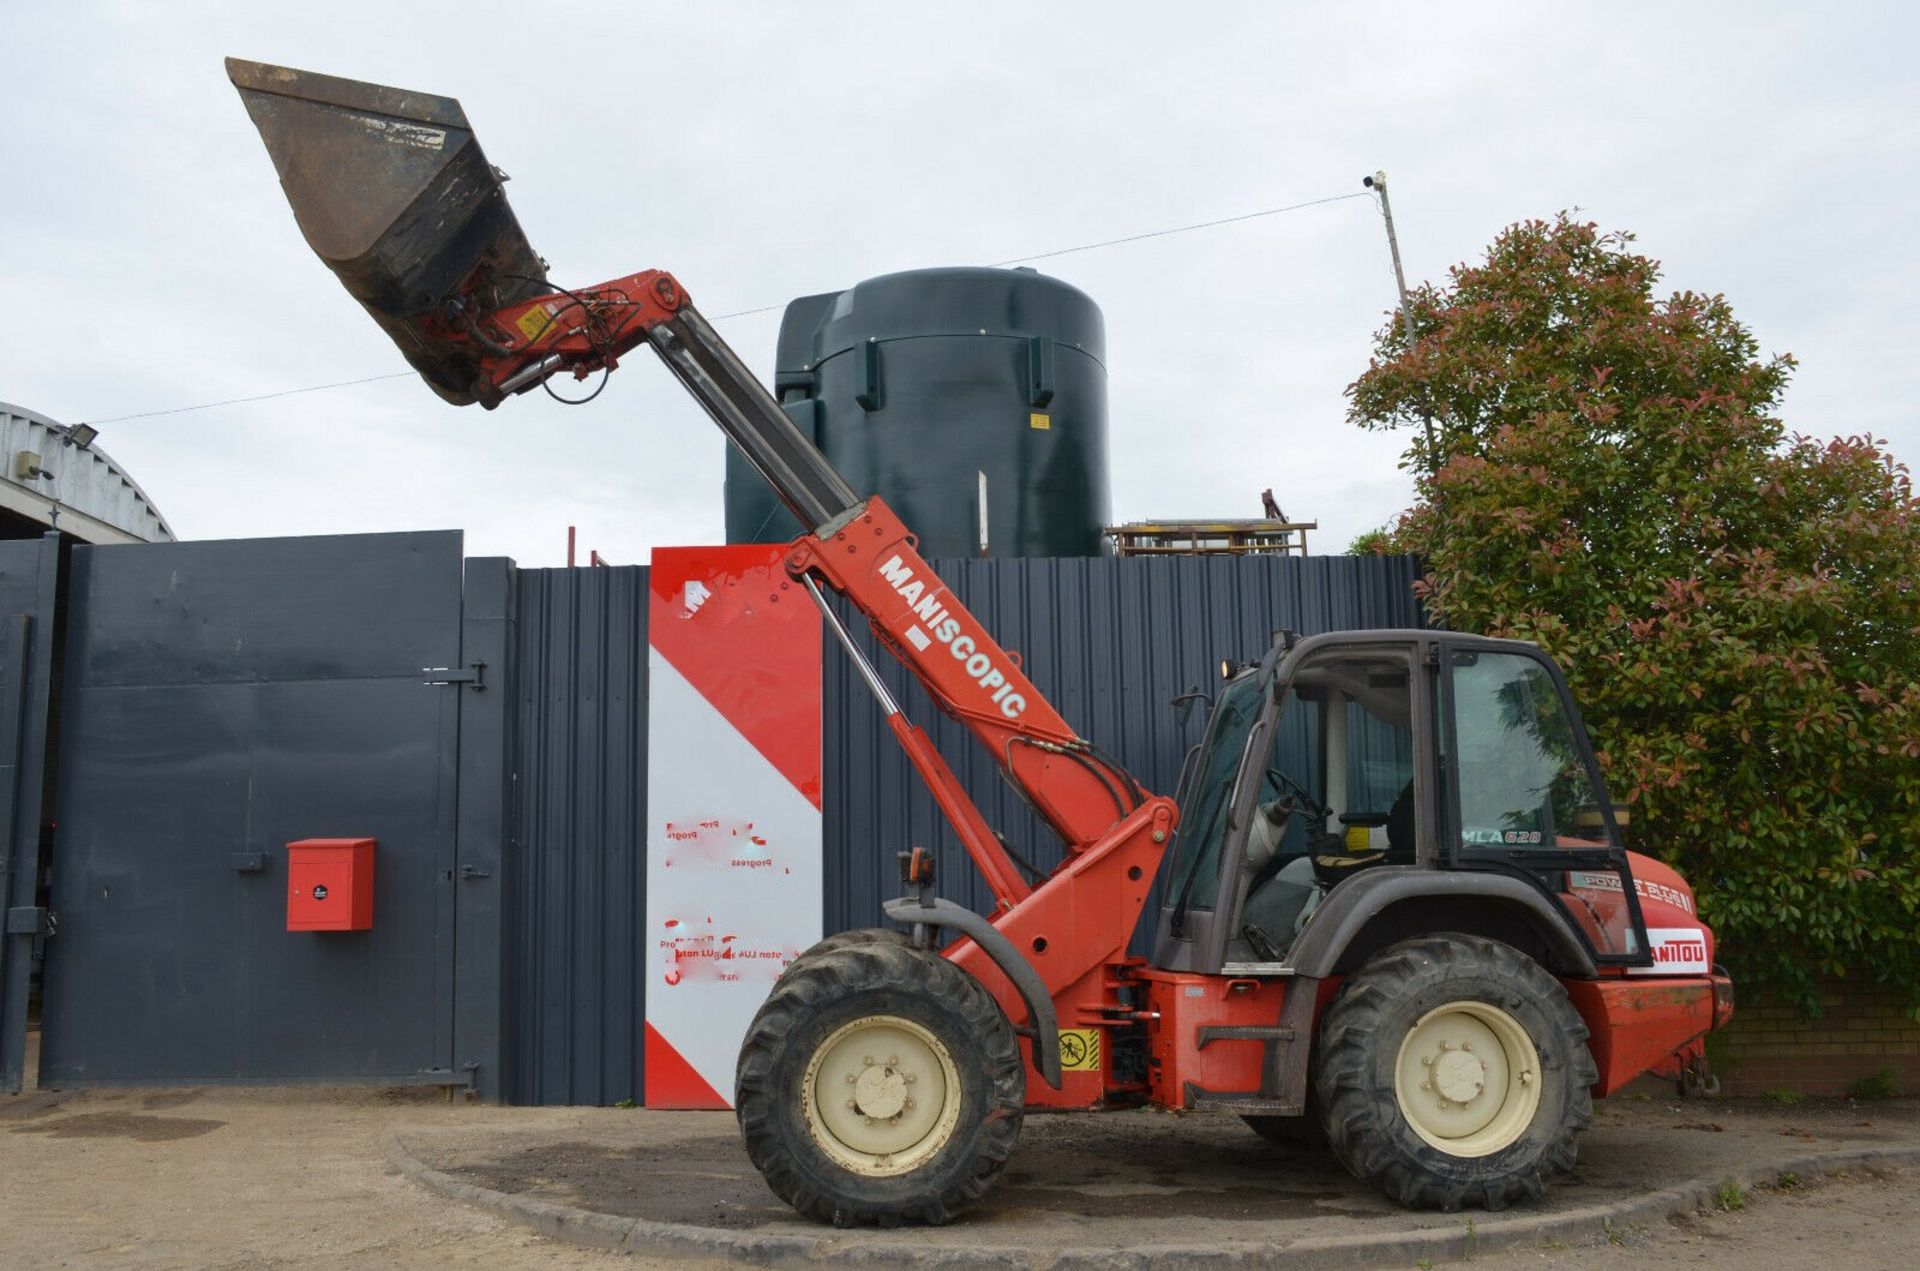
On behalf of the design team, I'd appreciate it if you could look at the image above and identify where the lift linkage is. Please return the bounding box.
[458,267,1170,897]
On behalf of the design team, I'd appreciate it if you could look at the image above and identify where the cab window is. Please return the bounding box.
[1447,650,1612,848]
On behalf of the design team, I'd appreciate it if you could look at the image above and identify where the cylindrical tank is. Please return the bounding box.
[725,266,1110,557]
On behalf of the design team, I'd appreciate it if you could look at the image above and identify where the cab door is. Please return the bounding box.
[1437,642,1651,967]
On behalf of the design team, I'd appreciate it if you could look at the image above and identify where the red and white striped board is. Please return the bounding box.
[644,545,824,1108]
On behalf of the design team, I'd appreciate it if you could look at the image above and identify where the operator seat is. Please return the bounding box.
[1311,779,1412,886]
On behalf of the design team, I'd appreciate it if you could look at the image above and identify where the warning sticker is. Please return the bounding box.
[1059,1028,1101,1072]
[1029,412,1052,430]
[516,303,559,344]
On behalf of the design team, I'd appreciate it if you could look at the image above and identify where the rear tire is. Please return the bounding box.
[1315,934,1597,1211]
[735,942,1024,1226]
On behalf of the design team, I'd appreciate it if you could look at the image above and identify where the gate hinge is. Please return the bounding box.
[423,662,485,689]
[458,863,492,881]
[411,1063,479,1090]
[5,906,49,936]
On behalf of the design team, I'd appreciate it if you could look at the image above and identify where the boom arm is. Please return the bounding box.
[460,267,1155,905]
[225,54,1159,919]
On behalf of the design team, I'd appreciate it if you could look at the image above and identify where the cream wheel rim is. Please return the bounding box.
[1392,1000,1543,1158]
[803,1014,963,1177]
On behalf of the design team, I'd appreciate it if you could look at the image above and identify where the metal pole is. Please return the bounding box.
[977,471,989,558]
[802,574,904,718]
[1365,170,1439,475]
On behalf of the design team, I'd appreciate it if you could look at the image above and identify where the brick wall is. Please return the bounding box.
[1714,974,1920,1097]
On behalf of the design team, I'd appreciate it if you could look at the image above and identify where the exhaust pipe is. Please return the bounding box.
[227,57,549,406]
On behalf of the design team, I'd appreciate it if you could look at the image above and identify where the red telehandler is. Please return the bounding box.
[230,58,1733,1227]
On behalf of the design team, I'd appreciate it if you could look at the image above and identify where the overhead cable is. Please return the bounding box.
[79,190,1371,425]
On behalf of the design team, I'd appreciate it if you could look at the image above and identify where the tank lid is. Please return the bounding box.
[776,266,1105,373]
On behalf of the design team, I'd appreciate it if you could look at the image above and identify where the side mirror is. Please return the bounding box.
[1171,686,1211,728]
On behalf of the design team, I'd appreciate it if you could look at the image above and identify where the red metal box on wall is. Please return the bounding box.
[286,838,375,931]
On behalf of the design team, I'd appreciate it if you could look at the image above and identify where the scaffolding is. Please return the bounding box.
[1104,518,1316,558]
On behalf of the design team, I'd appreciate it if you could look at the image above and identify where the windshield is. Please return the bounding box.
[1167,669,1266,914]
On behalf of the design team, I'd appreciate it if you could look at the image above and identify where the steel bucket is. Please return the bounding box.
[227,57,548,405]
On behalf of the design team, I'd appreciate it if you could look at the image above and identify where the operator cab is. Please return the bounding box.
[1152,630,1652,976]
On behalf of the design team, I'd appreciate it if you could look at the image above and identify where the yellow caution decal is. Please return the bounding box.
[516,303,559,344]
[1059,1028,1101,1072]
[1029,412,1052,430]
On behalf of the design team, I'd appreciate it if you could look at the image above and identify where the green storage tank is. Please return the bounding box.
[725,266,1110,557]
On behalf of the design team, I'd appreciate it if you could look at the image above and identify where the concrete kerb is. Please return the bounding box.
[382,1131,1920,1269]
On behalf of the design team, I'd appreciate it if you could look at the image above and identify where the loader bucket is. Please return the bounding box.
[227,57,549,405]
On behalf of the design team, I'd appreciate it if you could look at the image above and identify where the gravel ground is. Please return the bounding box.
[3,1078,1917,1268]
[0,1086,710,1270]
[1475,1163,1920,1269]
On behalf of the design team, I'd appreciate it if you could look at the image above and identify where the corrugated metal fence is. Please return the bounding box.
[505,553,1421,1104]
[506,566,651,1106]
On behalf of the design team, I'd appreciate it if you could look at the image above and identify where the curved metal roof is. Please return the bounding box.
[0,402,174,544]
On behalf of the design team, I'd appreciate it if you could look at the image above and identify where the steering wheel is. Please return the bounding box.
[1264,767,1330,824]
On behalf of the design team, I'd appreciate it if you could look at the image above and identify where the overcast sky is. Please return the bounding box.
[5,3,1914,565]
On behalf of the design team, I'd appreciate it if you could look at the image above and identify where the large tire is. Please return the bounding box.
[1315,934,1598,1212]
[735,941,1024,1226]
[777,928,914,984]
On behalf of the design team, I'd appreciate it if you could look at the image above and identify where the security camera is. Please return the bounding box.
[1362,174,1375,189]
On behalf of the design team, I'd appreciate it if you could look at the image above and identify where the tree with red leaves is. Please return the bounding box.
[1350,214,1920,1009]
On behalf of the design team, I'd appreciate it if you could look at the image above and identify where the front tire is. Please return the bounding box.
[777,927,914,984]
[735,941,1024,1226]
[1315,934,1597,1211]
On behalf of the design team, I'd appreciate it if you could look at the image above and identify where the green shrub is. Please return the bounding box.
[1349,215,1920,1011]
[1846,1069,1897,1101]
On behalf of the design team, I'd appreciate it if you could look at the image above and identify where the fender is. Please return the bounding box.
[1287,866,1597,979]
[884,895,1063,1090]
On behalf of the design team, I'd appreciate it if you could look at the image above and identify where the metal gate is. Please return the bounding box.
[34,531,496,1089]
[0,535,60,1094]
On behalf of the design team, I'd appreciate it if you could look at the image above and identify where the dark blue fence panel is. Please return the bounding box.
[39,531,467,1087]
[505,565,650,1105]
